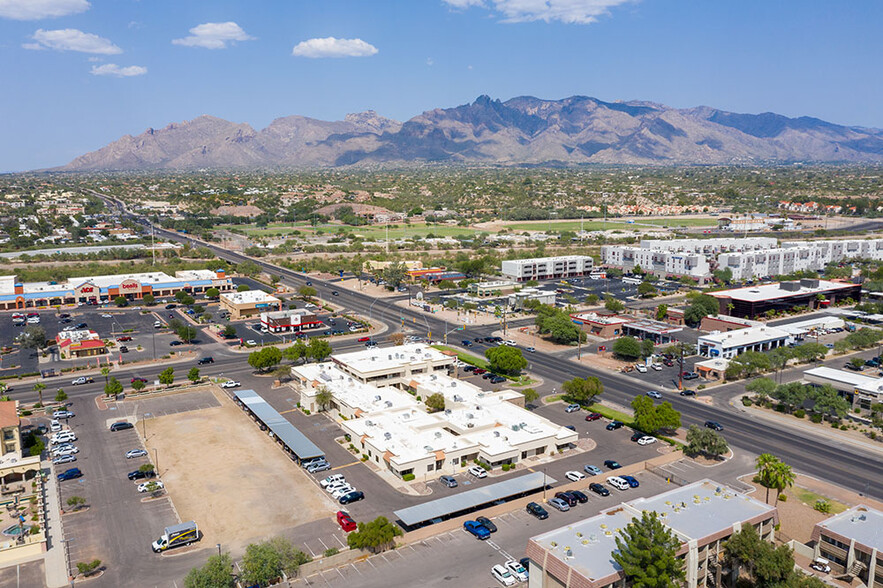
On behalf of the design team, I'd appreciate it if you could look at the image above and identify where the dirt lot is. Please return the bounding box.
[148,389,334,552]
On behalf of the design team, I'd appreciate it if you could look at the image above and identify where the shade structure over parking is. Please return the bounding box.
[233,389,324,462]
[393,471,557,529]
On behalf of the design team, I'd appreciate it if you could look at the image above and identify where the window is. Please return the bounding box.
[427,464,434,472]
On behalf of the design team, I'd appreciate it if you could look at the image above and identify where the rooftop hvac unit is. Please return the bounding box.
[444,409,452,415]
[388,355,393,360]
[494,431,500,437]
[435,431,442,439]
[466,422,474,428]
[450,382,457,387]
[366,420,374,426]
[431,374,437,381]
[374,395,382,401]
[453,395,463,402]
[466,413,474,419]
[384,432,392,440]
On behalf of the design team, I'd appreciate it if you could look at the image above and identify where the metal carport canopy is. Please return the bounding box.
[394,471,557,527]
[235,389,324,460]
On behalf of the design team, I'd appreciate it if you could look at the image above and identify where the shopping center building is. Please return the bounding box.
[259,309,323,333]
[0,269,233,310]
[219,290,282,320]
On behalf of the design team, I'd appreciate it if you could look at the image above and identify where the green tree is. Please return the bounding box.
[725,351,772,380]
[640,338,655,358]
[792,342,828,363]
[315,386,333,411]
[240,537,310,587]
[612,336,641,360]
[238,260,261,277]
[683,293,719,325]
[104,377,123,397]
[770,381,808,413]
[542,312,585,344]
[712,267,733,284]
[177,325,197,343]
[612,510,684,588]
[158,367,175,387]
[632,397,680,434]
[808,384,850,418]
[684,425,728,459]
[425,393,446,413]
[114,296,128,307]
[308,338,333,362]
[655,304,668,321]
[131,379,146,392]
[637,281,657,298]
[54,389,68,402]
[769,460,796,503]
[561,376,603,405]
[754,453,781,504]
[66,495,86,511]
[725,523,797,587]
[142,294,156,305]
[283,340,308,362]
[221,325,237,338]
[298,285,317,299]
[381,262,408,289]
[521,388,539,404]
[20,325,47,349]
[187,367,200,384]
[604,295,625,313]
[248,347,283,372]
[204,288,220,300]
[184,553,235,588]
[237,284,250,292]
[746,377,777,402]
[100,366,111,386]
[485,346,527,375]
[33,382,46,407]
[346,516,402,553]
[849,357,866,370]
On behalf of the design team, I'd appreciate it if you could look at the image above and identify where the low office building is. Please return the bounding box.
[803,367,883,411]
[468,280,517,297]
[219,290,282,320]
[697,325,791,358]
[622,319,683,344]
[709,279,862,319]
[527,479,778,588]
[570,312,631,339]
[55,330,106,359]
[695,357,730,380]
[775,315,844,340]
[501,255,594,282]
[811,505,882,586]
[329,343,455,388]
[259,309,322,333]
[0,269,232,310]
[507,288,556,310]
[699,314,763,333]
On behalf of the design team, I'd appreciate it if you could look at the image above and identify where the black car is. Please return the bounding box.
[489,376,506,384]
[520,558,530,571]
[463,365,477,372]
[570,490,589,504]
[679,389,696,396]
[197,357,214,365]
[554,491,578,507]
[58,313,71,318]
[331,291,339,296]
[604,459,622,470]
[630,431,644,442]
[110,421,134,432]
[128,469,157,480]
[526,502,549,520]
[339,490,364,505]
[119,346,129,353]
[75,322,87,329]
[475,516,497,533]
[705,421,724,431]
[165,304,176,309]
[305,281,312,286]
[58,318,72,324]
[170,340,183,346]
[589,482,610,496]
[461,339,474,347]
[606,421,624,431]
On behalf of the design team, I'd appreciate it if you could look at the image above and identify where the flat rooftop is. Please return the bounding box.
[710,280,857,303]
[296,363,420,413]
[804,367,882,391]
[816,505,883,551]
[332,343,452,375]
[623,319,683,335]
[571,312,631,326]
[220,290,280,305]
[699,326,790,347]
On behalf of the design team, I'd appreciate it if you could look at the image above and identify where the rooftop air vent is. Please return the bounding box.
[384,432,392,440]
[374,395,382,402]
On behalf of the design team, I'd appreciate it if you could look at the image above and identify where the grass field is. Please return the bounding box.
[216,222,483,240]
[791,486,848,514]
[501,217,716,231]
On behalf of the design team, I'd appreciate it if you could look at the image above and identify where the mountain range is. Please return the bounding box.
[55,95,883,171]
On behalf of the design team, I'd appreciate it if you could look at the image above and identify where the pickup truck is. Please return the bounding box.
[463,520,490,540]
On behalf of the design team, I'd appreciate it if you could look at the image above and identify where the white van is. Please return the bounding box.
[607,476,630,491]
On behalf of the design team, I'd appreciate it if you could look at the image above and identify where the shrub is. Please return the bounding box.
[810,414,823,423]
[778,494,788,502]
[870,431,878,440]
[814,499,832,513]
[30,524,40,535]
[793,409,806,419]
[302,409,311,415]
[697,384,705,390]
[741,397,753,407]
[361,455,369,461]
[402,473,415,482]
[324,547,339,557]
[774,404,786,413]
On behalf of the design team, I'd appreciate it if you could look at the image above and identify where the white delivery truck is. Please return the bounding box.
[152,521,199,553]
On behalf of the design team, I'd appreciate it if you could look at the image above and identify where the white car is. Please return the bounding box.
[137,480,164,493]
[607,476,630,491]
[220,380,241,389]
[635,364,647,373]
[326,482,349,494]
[505,559,529,582]
[650,364,663,371]
[52,454,77,465]
[468,465,488,478]
[126,449,148,459]
[503,340,517,347]
[646,390,662,399]
[637,436,657,446]
[101,314,112,318]
[51,432,77,444]
[53,410,75,419]
[491,564,517,586]
[320,474,346,488]
[245,340,257,346]
[52,446,79,457]
[564,470,585,482]
[50,420,62,433]
[332,485,356,499]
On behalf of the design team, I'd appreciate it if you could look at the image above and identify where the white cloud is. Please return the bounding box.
[292,37,378,58]
[442,0,633,24]
[0,0,89,20]
[90,63,147,77]
[24,28,122,54]
[426,57,434,66]
[172,22,254,49]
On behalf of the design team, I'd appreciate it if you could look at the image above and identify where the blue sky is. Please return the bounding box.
[1,0,882,172]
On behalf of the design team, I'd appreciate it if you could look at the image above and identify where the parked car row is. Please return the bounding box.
[491,559,529,585]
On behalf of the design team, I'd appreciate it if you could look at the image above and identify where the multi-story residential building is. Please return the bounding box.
[601,245,711,278]
[638,237,777,254]
[811,505,882,587]
[501,255,594,282]
[527,479,778,588]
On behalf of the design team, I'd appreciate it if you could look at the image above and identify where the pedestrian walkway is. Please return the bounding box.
[42,466,71,588]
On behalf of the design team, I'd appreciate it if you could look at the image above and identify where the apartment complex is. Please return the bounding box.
[526,479,778,588]
[218,290,282,320]
[719,238,883,281]
[708,279,861,319]
[0,269,233,310]
[811,506,882,587]
[501,256,594,282]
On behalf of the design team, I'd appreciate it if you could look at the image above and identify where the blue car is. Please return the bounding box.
[463,520,491,540]
[620,475,640,488]
[58,468,82,481]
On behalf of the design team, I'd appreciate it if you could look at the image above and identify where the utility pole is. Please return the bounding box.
[151,222,156,266]
[677,339,684,391]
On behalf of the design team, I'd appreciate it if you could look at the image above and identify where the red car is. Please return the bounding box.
[117,336,133,342]
[585,413,603,422]
[357,337,370,342]
[474,368,486,375]
[131,377,148,384]
[336,510,357,532]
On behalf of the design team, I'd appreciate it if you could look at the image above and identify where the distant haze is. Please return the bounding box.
[55,95,883,171]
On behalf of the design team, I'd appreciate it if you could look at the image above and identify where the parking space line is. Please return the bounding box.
[333,534,345,548]
[330,461,360,471]
[349,563,362,576]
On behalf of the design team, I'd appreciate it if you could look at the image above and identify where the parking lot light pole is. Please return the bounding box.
[154,448,158,476]
[217,543,221,557]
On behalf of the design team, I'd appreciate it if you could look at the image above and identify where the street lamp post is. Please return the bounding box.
[153,448,158,476]
[217,543,221,557]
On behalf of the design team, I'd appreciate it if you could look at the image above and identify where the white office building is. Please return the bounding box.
[501,255,593,282]
[697,325,792,358]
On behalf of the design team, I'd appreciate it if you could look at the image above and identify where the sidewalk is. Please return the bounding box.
[730,393,883,457]
[42,466,70,588]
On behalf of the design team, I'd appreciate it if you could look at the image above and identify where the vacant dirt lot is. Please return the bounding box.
[148,389,333,552]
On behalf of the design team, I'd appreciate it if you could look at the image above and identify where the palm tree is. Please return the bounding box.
[33,383,46,407]
[755,453,781,504]
[100,366,111,386]
[770,461,796,503]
